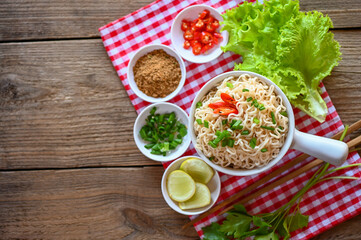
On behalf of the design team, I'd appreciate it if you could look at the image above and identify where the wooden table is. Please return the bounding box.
[0,0,360,239]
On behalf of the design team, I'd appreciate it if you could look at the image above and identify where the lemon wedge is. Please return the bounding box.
[179,182,211,210]
[167,170,196,202]
[180,158,214,184]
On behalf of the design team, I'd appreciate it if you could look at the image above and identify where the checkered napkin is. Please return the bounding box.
[99,0,361,239]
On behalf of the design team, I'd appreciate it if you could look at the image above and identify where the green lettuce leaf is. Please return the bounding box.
[221,0,341,122]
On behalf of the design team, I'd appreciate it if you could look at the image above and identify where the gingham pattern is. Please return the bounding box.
[99,0,361,239]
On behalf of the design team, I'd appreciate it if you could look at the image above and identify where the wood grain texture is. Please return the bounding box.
[0,0,360,41]
[1,30,360,170]
[299,0,361,28]
[0,166,198,239]
[0,39,158,169]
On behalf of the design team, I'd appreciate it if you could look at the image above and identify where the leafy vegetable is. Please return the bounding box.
[221,0,341,122]
[202,126,361,239]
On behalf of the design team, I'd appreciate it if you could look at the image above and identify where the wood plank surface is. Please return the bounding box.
[0,0,360,41]
[0,39,159,169]
[0,167,198,239]
[1,30,360,170]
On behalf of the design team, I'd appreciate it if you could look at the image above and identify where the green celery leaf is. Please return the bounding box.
[220,212,252,238]
[232,204,250,215]
[255,232,280,240]
[202,223,229,240]
[284,212,309,233]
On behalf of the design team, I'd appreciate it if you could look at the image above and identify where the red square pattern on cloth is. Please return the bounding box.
[99,0,361,239]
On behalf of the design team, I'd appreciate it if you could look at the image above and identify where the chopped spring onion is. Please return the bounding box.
[242,89,249,92]
[150,107,157,115]
[209,156,214,161]
[250,137,257,149]
[216,130,222,136]
[179,127,187,137]
[228,139,235,147]
[226,82,234,89]
[221,139,228,147]
[280,111,288,117]
[144,143,155,149]
[196,101,202,108]
[253,118,260,124]
[246,97,253,102]
[271,111,276,124]
[196,119,203,125]
[261,148,268,152]
[251,99,258,106]
[259,104,266,111]
[208,141,217,148]
[278,126,284,130]
[241,130,249,135]
[222,119,228,125]
[204,120,209,128]
[231,120,242,130]
[261,126,275,131]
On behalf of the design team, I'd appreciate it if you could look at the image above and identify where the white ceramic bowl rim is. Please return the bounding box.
[161,155,221,215]
[188,71,296,176]
[170,4,229,64]
[127,44,186,103]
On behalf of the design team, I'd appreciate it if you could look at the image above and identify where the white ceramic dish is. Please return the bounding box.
[189,71,349,176]
[127,44,186,103]
[133,102,191,162]
[171,4,229,64]
[161,156,221,215]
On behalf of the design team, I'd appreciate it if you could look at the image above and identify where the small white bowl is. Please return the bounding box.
[133,102,191,162]
[127,44,186,103]
[161,156,221,215]
[171,4,229,64]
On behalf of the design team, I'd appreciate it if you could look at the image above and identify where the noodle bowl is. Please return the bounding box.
[194,74,289,169]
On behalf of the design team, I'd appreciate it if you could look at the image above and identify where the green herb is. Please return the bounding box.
[241,130,249,135]
[280,111,288,117]
[242,89,249,92]
[261,148,268,152]
[246,97,253,102]
[221,0,341,122]
[196,119,202,125]
[271,112,276,124]
[278,126,284,130]
[253,118,260,124]
[249,137,257,149]
[226,82,234,89]
[222,119,228,125]
[140,109,187,156]
[203,126,361,240]
[196,101,202,108]
[251,99,258,107]
[228,139,235,147]
[231,120,242,130]
[204,120,209,128]
[261,126,275,131]
[222,139,229,147]
[208,141,217,148]
[259,104,266,111]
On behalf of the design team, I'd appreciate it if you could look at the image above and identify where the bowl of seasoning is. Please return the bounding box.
[171,4,229,64]
[127,44,186,103]
[133,102,191,162]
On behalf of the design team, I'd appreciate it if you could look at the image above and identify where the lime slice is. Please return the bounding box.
[167,170,196,202]
[179,182,211,210]
[180,158,214,184]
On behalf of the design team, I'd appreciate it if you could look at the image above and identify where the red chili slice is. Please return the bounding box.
[206,23,215,32]
[183,40,191,49]
[208,101,235,109]
[192,43,202,55]
[200,42,214,54]
[214,107,238,116]
[193,31,202,41]
[181,20,190,31]
[211,19,220,29]
[213,32,223,39]
[201,31,214,44]
[199,10,210,19]
[221,93,237,105]
[183,30,194,40]
[194,19,205,31]
[190,40,200,47]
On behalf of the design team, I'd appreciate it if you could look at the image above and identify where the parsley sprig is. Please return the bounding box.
[203,125,361,240]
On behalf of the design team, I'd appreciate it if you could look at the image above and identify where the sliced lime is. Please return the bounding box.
[179,182,211,210]
[167,170,195,202]
[180,158,214,184]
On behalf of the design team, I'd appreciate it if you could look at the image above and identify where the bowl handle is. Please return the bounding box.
[291,129,348,166]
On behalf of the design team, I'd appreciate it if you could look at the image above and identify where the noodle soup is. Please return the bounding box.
[194,74,289,169]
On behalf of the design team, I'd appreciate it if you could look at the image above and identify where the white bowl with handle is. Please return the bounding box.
[188,71,349,176]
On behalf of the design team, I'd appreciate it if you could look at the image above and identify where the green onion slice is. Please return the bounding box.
[261,126,275,131]
[204,120,209,128]
[271,111,276,124]
[261,148,268,152]
[242,89,249,92]
[226,82,234,89]
[246,97,253,102]
[250,138,257,149]
[253,118,260,124]
[196,102,202,108]
[196,119,202,125]
[280,111,288,117]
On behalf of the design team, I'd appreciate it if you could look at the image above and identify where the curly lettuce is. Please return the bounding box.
[221,0,341,122]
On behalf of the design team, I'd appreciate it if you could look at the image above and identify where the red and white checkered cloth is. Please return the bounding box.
[99,0,361,239]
